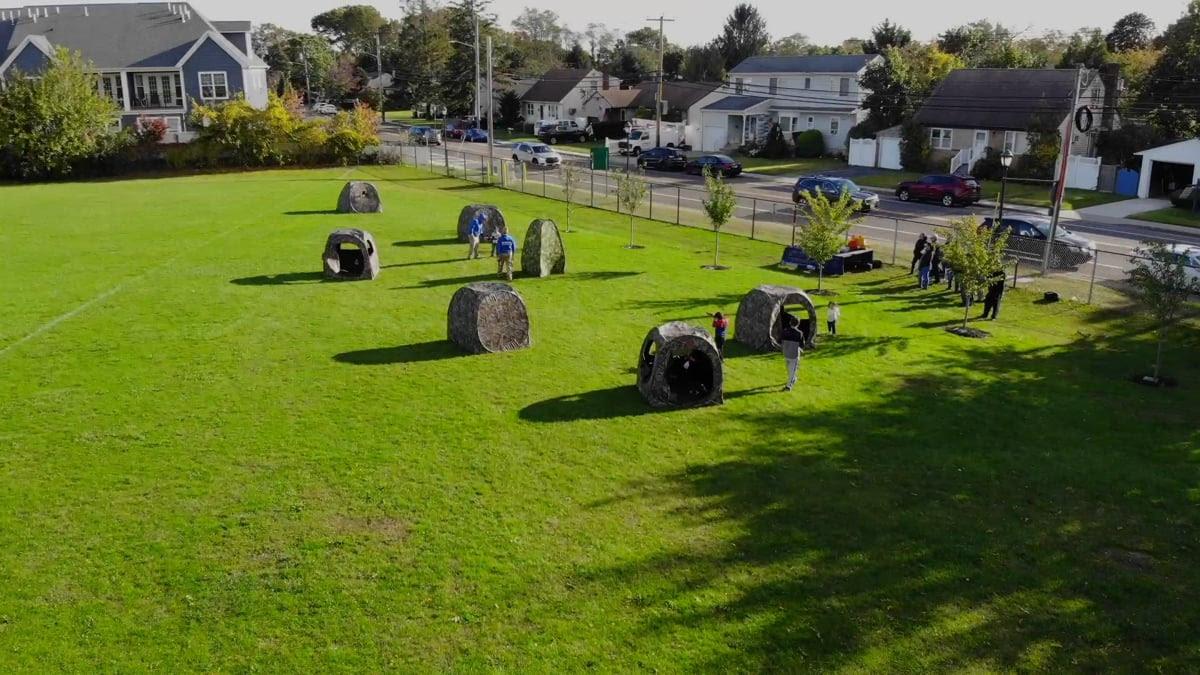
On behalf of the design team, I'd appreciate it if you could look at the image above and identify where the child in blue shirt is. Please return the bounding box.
[495,227,517,281]
[467,212,487,259]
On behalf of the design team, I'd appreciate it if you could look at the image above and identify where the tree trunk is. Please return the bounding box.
[629,214,635,247]
[963,299,971,329]
[817,266,824,291]
[1154,328,1167,380]
[713,229,720,267]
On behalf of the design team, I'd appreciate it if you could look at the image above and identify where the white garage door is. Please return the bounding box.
[702,114,727,152]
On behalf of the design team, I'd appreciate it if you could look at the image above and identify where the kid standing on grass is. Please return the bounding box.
[495,227,517,281]
[827,302,841,335]
[712,312,729,357]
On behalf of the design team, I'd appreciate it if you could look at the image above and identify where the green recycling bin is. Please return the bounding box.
[590,146,609,171]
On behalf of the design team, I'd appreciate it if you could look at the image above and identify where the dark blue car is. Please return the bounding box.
[464,128,489,143]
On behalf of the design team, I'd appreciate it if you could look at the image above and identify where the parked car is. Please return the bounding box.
[981,216,1096,268]
[311,102,337,115]
[637,147,688,171]
[444,124,466,140]
[537,120,589,145]
[1167,244,1200,286]
[896,174,982,207]
[685,155,742,177]
[1169,183,1200,210]
[792,176,880,212]
[464,128,489,143]
[409,126,442,146]
[512,142,561,167]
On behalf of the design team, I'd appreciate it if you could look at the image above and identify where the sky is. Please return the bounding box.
[45,0,1192,46]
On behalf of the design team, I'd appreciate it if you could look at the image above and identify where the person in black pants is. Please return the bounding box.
[931,243,945,284]
[981,269,1007,320]
[910,233,928,274]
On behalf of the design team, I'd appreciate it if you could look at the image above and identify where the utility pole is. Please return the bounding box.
[645,15,674,149]
[375,33,385,124]
[1043,64,1084,273]
[300,50,311,105]
[474,11,481,121]
[487,35,494,184]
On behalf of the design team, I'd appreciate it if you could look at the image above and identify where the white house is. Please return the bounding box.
[696,54,881,153]
[1134,139,1200,199]
[519,68,620,125]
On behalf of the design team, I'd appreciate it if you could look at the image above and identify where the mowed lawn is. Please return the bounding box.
[1,166,1198,671]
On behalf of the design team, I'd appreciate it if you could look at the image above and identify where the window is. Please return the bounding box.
[198,71,229,100]
[1004,130,1018,154]
[804,77,811,90]
[524,103,534,117]
[98,74,124,105]
[734,78,744,94]
[830,118,840,136]
[839,77,850,97]
[768,77,778,95]
[131,73,182,107]
[546,104,560,118]
[807,116,815,130]
[930,128,953,150]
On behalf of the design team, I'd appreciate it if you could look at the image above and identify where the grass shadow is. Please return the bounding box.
[382,259,462,269]
[284,209,339,216]
[519,385,655,422]
[230,272,327,286]
[333,340,463,365]
[394,237,462,247]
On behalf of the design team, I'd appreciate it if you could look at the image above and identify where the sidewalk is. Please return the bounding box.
[977,197,1200,238]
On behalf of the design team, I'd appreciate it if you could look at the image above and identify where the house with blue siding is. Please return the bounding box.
[0,2,268,141]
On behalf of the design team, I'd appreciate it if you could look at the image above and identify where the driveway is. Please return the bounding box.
[1077,198,1170,220]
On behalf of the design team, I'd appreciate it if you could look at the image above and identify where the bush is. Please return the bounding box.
[792,129,825,158]
[760,123,791,159]
[737,141,763,158]
[971,148,1003,180]
[899,119,930,172]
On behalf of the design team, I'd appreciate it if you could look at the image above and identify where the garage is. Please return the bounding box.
[1136,139,1200,199]
[698,96,771,152]
[701,113,728,153]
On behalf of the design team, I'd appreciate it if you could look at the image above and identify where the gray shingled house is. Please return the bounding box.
[0,2,268,140]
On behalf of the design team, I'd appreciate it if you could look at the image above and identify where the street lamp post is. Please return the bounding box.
[997,149,1014,224]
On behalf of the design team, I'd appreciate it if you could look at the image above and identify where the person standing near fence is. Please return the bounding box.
[911,233,928,274]
[981,268,1007,320]
[917,239,935,290]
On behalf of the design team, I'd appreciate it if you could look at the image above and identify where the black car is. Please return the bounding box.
[981,216,1096,268]
[792,176,880,212]
[685,154,742,177]
[637,147,688,171]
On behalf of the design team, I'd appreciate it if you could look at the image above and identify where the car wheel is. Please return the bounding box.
[548,137,558,145]
[941,193,955,207]
[532,158,539,166]
[577,135,586,143]
[632,147,641,156]
[512,154,519,162]
[898,189,910,201]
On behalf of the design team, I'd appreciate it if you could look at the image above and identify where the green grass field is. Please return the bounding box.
[1132,206,1200,229]
[738,156,847,177]
[1,166,1198,670]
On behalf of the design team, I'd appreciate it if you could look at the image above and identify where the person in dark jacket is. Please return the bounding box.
[910,233,928,274]
[917,242,935,290]
[931,243,945,284]
[780,311,805,391]
[981,268,1007,320]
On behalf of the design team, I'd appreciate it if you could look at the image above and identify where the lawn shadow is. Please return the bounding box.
[382,259,461,269]
[807,334,910,359]
[439,184,497,192]
[230,271,327,286]
[519,385,654,422]
[570,333,1200,670]
[283,209,339,216]
[394,237,461,248]
[407,270,642,289]
[333,340,463,365]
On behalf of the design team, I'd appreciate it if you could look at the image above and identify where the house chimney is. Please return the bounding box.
[602,73,609,91]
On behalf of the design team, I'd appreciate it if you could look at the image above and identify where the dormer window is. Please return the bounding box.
[735,78,744,94]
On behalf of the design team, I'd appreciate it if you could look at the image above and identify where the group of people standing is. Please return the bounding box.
[911,232,1007,320]
[466,212,517,281]
[711,302,841,393]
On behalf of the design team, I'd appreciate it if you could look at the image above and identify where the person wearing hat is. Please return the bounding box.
[467,211,488,260]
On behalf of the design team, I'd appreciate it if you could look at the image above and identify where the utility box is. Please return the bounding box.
[590,146,609,171]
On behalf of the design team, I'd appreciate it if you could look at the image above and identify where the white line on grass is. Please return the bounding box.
[0,168,355,360]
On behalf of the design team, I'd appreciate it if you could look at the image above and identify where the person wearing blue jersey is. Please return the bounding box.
[495,226,517,281]
[466,212,487,260]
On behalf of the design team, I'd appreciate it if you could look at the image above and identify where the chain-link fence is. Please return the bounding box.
[385,142,1173,308]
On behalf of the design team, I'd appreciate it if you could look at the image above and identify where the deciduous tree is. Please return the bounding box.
[717,4,770,71]
[863,19,911,55]
[940,216,1010,328]
[1127,240,1200,382]
[1107,12,1156,53]
[615,170,649,248]
[794,190,858,291]
[702,168,738,269]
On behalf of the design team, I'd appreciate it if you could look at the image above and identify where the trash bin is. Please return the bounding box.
[590,146,609,171]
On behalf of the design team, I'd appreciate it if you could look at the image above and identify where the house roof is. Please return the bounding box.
[913,69,1080,131]
[1135,138,1200,160]
[0,2,259,71]
[521,68,597,103]
[730,54,879,74]
[633,80,722,111]
[597,88,641,108]
[702,95,771,112]
[213,20,251,32]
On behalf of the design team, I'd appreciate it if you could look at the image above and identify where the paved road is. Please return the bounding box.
[385,134,1198,286]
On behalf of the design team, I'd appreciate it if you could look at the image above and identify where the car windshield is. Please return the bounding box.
[831,178,860,192]
[713,155,733,163]
[533,145,552,153]
[629,131,645,140]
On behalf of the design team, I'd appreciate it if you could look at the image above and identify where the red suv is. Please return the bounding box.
[896,175,982,207]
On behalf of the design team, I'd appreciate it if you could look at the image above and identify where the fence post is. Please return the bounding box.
[649,185,654,221]
[1012,260,1020,289]
[751,198,757,240]
[1087,252,1100,304]
[791,207,797,247]
[543,168,547,197]
[590,169,595,208]
[521,163,526,193]
[891,218,900,266]
[676,187,681,225]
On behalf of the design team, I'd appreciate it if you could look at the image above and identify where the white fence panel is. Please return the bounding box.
[1066,155,1101,190]
[849,139,877,167]
[879,138,902,170]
